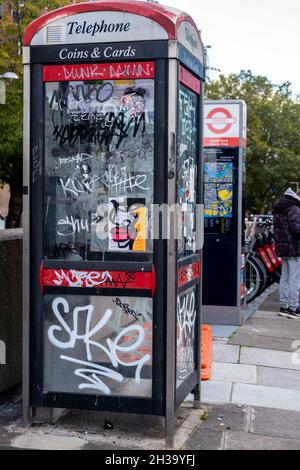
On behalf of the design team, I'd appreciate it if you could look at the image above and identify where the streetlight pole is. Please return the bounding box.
[0,72,19,105]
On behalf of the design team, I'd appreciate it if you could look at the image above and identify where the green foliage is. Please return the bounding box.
[0,1,77,189]
[206,70,300,214]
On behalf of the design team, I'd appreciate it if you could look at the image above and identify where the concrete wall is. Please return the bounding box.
[0,229,22,393]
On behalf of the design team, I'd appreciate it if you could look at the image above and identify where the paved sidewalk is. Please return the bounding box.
[184,404,300,450]
[201,288,300,413]
[1,287,300,450]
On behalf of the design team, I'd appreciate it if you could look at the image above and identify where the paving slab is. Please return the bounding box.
[212,325,237,339]
[239,347,300,370]
[252,407,300,440]
[225,430,300,450]
[252,310,280,319]
[231,317,300,339]
[230,333,296,352]
[200,404,247,432]
[258,302,281,312]
[258,366,300,390]
[201,381,232,404]
[232,384,300,412]
[12,433,87,450]
[184,427,224,451]
[212,342,239,364]
[211,363,257,384]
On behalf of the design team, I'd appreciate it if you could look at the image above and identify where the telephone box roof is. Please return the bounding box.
[24,0,203,49]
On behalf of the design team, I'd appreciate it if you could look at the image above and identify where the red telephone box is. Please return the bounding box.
[23,0,205,445]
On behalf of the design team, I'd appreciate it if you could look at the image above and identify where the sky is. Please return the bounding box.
[160,0,300,94]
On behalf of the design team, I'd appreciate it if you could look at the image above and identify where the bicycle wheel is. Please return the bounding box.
[246,255,267,303]
[253,254,268,294]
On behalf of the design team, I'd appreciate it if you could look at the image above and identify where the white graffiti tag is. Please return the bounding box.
[177,290,196,380]
[52,270,112,287]
[48,297,151,395]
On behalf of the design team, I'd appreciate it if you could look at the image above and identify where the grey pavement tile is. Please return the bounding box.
[82,442,142,450]
[225,430,300,450]
[211,363,257,384]
[200,404,247,432]
[213,342,239,364]
[232,317,300,339]
[232,383,300,412]
[252,310,280,319]
[239,347,300,370]
[230,333,295,352]
[251,407,300,440]
[184,428,224,451]
[12,433,87,450]
[201,381,232,404]
[212,325,237,339]
[258,366,300,390]
[258,302,281,312]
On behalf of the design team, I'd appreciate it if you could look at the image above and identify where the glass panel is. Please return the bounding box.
[204,147,237,234]
[176,286,197,388]
[43,294,153,397]
[177,83,198,258]
[44,78,154,259]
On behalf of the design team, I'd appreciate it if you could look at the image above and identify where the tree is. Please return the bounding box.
[0,1,77,227]
[205,70,300,214]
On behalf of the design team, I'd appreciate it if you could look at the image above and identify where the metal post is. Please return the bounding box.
[22,58,31,424]
[165,58,178,448]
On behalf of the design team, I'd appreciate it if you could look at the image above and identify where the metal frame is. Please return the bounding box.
[26,58,171,418]
[22,59,31,424]
[165,58,178,448]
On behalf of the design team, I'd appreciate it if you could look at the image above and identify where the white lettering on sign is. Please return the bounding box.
[30,12,168,46]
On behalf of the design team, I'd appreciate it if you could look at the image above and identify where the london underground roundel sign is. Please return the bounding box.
[204,103,242,147]
[206,107,235,134]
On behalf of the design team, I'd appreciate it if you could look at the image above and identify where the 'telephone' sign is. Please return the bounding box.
[204,103,242,147]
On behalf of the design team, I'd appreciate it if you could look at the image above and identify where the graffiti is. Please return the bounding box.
[58,152,94,166]
[113,297,141,321]
[49,82,114,111]
[100,166,150,193]
[109,62,154,80]
[179,89,196,145]
[178,262,200,288]
[47,297,151,394]
[52,110,146,149]
[44,79,154,259]
[108,197,147,252]
[57,216,89,236]
[177,289,196,380]
[59,166,150,198]
[59,175,101,197]
[177,85,198,257]
[41,268,154,290]
[62,65,104,81]
[51,269,112,287]
[32,146,41,183]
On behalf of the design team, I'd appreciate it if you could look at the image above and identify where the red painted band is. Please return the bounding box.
[178,261,200,288]
[179,65,201,94]
[41,267,156,294]
[43,61,155,82]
